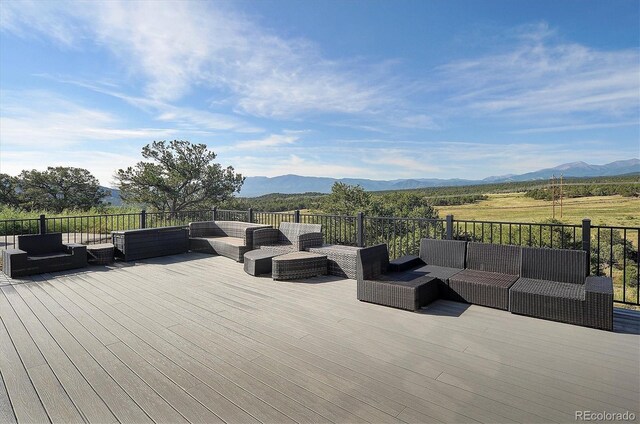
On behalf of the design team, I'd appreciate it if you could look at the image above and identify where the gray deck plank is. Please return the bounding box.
[0,314,49,424]
[0,371,17,424]
[7,281,154,424]
[40,279,279,424]
[1,253,638,424]
[107,258,636,420]
[127,258,636,414]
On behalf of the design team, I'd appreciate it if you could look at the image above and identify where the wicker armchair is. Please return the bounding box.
[416,239,466,295]
[448,242,521,310]
[509,247,613,330]
[253,222,323,254]
[188,221,271,262]
[356,244,438,311]
[2,233,87,278]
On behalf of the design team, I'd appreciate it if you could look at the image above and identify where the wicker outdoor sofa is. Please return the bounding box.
[254,222,324,254]
[2,233,87,278]
[189,221,272,262]
[356,238,613,330]
[510,247,613,331]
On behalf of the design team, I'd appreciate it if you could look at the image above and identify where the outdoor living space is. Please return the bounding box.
[1,253,638,424]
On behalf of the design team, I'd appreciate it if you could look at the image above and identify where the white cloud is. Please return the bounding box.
[0,90,175,148]
[234,133,301,149]
[1,1,396,119]
[437,24,639,123]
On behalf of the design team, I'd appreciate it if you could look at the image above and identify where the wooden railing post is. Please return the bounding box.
[356,212,365,247]
[582,218,591,275]
[39,214,46,234]
[446,215,454,240]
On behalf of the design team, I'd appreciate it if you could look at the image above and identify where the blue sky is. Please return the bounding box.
[1,0,638,188]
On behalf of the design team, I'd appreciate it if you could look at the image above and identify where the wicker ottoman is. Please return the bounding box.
[244,250,279,276]
[357,275,438,311]
[272,252,327,281]
[87,243,115,265]
[307,244,361,279]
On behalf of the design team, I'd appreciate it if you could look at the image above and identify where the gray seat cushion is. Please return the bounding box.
[412,264,463,282]
[510,278,585,301]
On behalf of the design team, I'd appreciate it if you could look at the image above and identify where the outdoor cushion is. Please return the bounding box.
[448,268,519,310]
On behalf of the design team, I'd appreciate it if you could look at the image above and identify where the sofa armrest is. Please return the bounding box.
[65,244,87,256]
[253,228,279,248]
[294,232,323,250]
[585,275,613,295]
[2,249,28,278]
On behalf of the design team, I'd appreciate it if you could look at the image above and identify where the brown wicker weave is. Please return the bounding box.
[356,244,439,311]
[509,247,613,331]
[255,222,323,254]
[272,252,327,280]
[447,243,521,310]
[243,250,279,276]
[87,243,115,265]
[188,221,271,262]
[307,244,361,279]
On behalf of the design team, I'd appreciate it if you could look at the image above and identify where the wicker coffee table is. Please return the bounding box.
[272,252,327,281]
[87,243,115,265]
[244,250,279,276]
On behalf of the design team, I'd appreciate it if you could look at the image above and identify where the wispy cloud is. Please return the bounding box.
[437,23,639,125]
[0,90,175,148]
[1,1,398,119]
[234,132,303,149]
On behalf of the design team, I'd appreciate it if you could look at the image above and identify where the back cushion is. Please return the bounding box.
[356,244,389,280]
[278,222,322,244]
[466,242,521,275]
[17,233,64,255]
[521,247,587,284]
[419,239,466,268]
[189,221,223,237]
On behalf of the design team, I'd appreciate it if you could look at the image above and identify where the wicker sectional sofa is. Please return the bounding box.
[254,222,323,254]
[356,238,613,330]
[2,233,87,278]
[189,221,272,262]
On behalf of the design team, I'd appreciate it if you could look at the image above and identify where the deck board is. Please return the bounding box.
[0,252,638,424]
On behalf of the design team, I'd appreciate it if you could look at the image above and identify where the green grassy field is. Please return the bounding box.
[436,193,640,228]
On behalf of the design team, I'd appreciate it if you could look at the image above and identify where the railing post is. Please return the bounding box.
[248,208,253,223]
[39,214,46,234]
[446,214,454,240]
[294,210,300,223]
[140,209,146,229]
[212,207,217,221]
[356,212,365,247]
[582,218,591,275]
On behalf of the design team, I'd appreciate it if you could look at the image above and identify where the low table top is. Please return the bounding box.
[273,251,327,261]
[309,244,361,253]
[244,249,280,260]
[86,243,115,250]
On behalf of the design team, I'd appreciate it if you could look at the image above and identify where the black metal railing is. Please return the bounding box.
[0,208,637,306]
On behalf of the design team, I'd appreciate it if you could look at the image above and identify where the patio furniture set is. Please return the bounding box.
[1,220,613,331]
[357,238,613,331]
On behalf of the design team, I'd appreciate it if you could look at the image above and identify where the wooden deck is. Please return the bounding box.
[1,253,638,424]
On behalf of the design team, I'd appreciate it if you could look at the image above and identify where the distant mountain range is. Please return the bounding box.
[237,159,640,197]
[102,159,639,201]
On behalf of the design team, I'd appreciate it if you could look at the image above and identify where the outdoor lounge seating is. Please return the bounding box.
[272,251,328,280]
[510,246,613,330]
[189,221,271,262]
[307,244,363,279]
[448,242,521,310]
[356,244,438,311]
[112,226,189,261]
[1,233,87,278]
[254,222,323,254]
